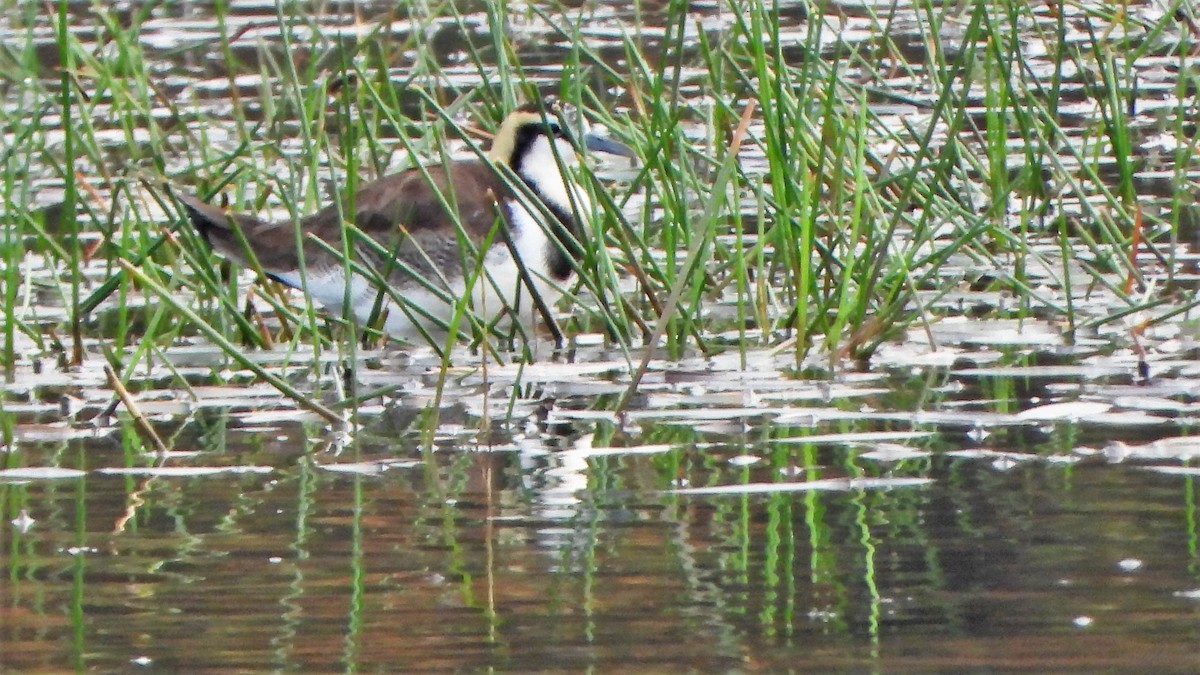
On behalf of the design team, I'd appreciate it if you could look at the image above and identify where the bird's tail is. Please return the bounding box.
[177,193,274,269]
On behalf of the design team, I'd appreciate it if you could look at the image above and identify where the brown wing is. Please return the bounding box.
[301,160,516,286]
[182,160,517,288]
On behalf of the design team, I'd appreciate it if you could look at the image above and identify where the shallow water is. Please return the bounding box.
[5,0,1200,672]
[6,344,1200,671]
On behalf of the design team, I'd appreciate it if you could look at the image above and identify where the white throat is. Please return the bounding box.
[516,135,590,215]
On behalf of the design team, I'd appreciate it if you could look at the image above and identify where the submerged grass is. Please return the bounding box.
[0,0,1198,433]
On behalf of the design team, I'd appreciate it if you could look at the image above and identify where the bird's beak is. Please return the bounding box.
[583,133,637,162]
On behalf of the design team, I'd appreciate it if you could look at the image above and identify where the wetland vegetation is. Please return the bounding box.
[3,0,1200,671]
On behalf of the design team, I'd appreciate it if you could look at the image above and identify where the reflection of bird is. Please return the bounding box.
[180,108,635,342]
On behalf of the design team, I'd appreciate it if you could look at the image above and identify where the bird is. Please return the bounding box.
[179,105,635,344]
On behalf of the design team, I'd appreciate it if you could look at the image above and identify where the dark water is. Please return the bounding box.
[6,0,1200,672]
[6,350,1200,671]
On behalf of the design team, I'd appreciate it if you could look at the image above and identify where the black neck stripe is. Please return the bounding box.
[509,124,582,280]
